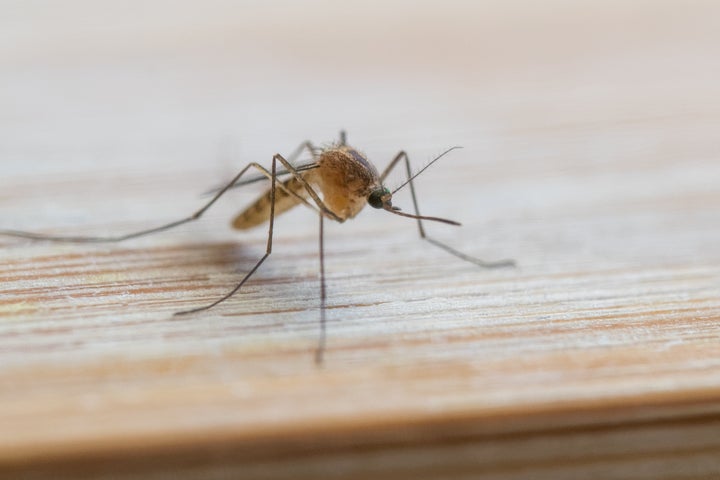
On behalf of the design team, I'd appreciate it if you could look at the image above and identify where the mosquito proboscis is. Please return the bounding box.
[1,132,514,364]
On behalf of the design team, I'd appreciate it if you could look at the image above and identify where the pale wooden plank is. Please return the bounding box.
[1,1,720,478]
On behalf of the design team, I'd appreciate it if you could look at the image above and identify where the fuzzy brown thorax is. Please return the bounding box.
[309,146,380,221]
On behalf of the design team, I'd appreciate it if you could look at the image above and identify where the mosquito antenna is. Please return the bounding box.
[391,146,462,195]
[382,205,460,226]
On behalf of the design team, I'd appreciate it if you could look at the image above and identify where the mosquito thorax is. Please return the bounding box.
[368,187,391,209]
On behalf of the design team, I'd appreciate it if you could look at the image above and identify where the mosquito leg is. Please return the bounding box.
[181,153,341,354]
[204,141,320,196]
[383,151,515,268]
[174,155,282,316]
[290,140,320,164]
[315,213,327,365]
[270,154,342,363]
[0,162,305,244]
[174,151,343,316]
[272,154,344,223]
[209,147,345,225]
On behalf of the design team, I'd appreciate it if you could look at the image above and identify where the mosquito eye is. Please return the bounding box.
[367,188,389,209]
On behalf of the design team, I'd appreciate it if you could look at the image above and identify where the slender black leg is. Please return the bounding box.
[315,213,327,365]
[204,141,319,196]
[272,154,344,223]
[381,151,515,268]
[173,156,281,315]
[174,151,345,316]
[0,161,295,244]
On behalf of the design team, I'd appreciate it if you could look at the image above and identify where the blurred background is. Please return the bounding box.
[1,2,719,288]
[3,0,719,258]
[3,0,718,169]
[2,2,720,477]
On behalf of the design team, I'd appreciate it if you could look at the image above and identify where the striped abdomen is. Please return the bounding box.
[231,175,311,230]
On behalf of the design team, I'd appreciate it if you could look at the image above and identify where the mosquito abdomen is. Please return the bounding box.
[232,175,310,230]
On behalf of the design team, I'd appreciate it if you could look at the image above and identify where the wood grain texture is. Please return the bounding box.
[1,1,720,478]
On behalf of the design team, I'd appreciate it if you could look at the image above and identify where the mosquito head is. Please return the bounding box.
[367,186,392,209]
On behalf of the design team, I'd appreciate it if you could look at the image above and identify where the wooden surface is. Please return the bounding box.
[2,1,720,478]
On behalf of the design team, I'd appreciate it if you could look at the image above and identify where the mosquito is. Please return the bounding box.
[0,132,514,363]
